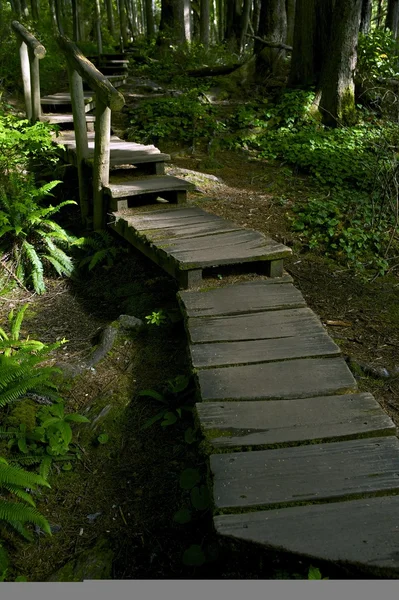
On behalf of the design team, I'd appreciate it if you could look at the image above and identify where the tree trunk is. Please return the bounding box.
[256,0,287,75]
[144,0,155,37]
[105,0,115,36]
[252,0,261,34]
[359,0,372,34]
[31,0,39,20]
[183,0,191,42]
[200,0,210,48]
[376,0,383,28]
[285,0,295,46]
[318,0,362,126]
[289,0,334,87]
[71,0,80,40]
[119,0,129,48]
[216,0,224,42]
[95,0,103,54]
[225,0,241,50]
[386,0,399,38]
[159,0,185,44]
[239,0,252,53]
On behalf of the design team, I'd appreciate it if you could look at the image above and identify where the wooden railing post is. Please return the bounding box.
[67,64,90,224]
[93,99,111,230]
[56,34,124,230]
[19,40,32,120]
[11,21,46,123]
[28,46,41,122]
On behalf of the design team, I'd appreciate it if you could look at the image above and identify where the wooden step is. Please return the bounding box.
[105,175,191,207]
[41,92,95,113]
[197,356,357,402]
[110,206,292,288]
[196,393,396,449]
[210,436,399,511]
[213,495,399,575]
[178,280,304,317]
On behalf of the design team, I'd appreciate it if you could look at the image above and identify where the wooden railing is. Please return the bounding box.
[11,21,46,123]
[56,35,125,229]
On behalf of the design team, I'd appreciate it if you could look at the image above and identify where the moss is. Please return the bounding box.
[47,538,114,581]
[5,400,38,432]
[339,87,357,126]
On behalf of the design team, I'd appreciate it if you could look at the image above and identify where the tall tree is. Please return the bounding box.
[286,0,296,45]
[318,0,363,126]
[159,0,185,43]
[144,0,155,37]
[256,0,287,73]
[289,0,334,87]
[359,0,372,33]
[200,0,210,48]
[386,0,399,37]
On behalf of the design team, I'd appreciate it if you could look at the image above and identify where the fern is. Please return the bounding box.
[74,230,127,272]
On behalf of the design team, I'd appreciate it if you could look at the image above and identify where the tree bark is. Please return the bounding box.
[225,0,241,50]
[31,0,39,20]
[200,0,210,48]
[289,0,334,87]
[183,0,191,42]
[359,0,372,34]
[159,0,185,44]
[95,0,103,54]
[256,0,287,75]
[239,0,252,53]
[144,0,155,37]
[386,0,399,38]
[285,0,295,46]
[318,0,362,126]
[105,0,115,36]
[252,0,261,35]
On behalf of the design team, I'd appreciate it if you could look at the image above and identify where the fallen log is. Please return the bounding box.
[187,63,243,77]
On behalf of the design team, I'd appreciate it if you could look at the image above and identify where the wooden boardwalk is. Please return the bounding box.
[178,279,399,576]
[35,44,399,576]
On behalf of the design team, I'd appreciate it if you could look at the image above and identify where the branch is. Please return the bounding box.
[245,33,293,52]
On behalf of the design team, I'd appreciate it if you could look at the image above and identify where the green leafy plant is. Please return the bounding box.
[73,230,128,272]
[308,565,328,580]
[0,176,76,294]
[145,310,167,326]
[173,467,211,525]
[97,433,109,445]
[140,375,193,429]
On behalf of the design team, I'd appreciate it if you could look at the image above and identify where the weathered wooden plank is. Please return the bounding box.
[188,308,324,343]
[213,495,399,573]
[190,334,340,368]
[104,175,191,198]
[196,393,396,448]
[210,436,399,510]
[40,113,96,124]
[158,231,291,268]
[179,281,306,317]
[198,357,357,401]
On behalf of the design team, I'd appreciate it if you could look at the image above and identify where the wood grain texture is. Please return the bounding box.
[189,334,341,367]
[198,357,357,401]
[213,495,399,573]
[105,175,191,198]
[188,308,325,343]
[210,436,399,509]
[179,281,305,317]
[196,393,396,448]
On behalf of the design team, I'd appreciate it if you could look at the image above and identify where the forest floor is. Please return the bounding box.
[1,86,399,582]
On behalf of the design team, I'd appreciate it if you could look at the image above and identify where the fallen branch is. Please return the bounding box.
[187,63,243,77]
[245,33,293,52]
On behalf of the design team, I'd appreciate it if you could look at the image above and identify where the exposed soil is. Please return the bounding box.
[1,87,399,582]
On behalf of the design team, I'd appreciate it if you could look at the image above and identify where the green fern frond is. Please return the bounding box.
[10,304,28,342]
[6,519,34,542]
[88,249,109,271]
[21,241,45,294]
[2,485,36,507]
[39,457,52,480]
[0,462,50,489]
[9,456,42,466]
[31,180,62,199]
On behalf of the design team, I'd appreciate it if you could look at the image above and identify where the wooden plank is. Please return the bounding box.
[198,357,357,401]
[104,175,191,198]
[40,113,96,124]
[179,281,306,317]
[188,308,324,343]
[158,231,292,268]
[213,495,399,573]
[210,436,399,510]
[190,333,340,368]
[196,393,396,448]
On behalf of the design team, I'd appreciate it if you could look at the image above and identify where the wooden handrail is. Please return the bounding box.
[56,34,125,230]
[11,21,46,57]
[11,21,45,122]
[56,35,124,110]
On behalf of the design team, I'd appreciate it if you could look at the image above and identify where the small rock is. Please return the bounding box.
[87,512,102,523]
[117,314,143,330]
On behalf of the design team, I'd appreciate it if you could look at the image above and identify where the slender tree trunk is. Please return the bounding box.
[359,0,372,34]
[239,0,251,53]
[200,0,210,47]
[252,0,261,34]
[144,0,155,37]
[216,0,224,42]
[31,0,40,19]
[183,0,191,42]
[318,0,362,126]
[71,0,80,40]
[377,0,383,27]
[105,0,115,36]
[119,0,129,47]
[95,0,103,54]
[285,0,295,45]
[386,0,399,38]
